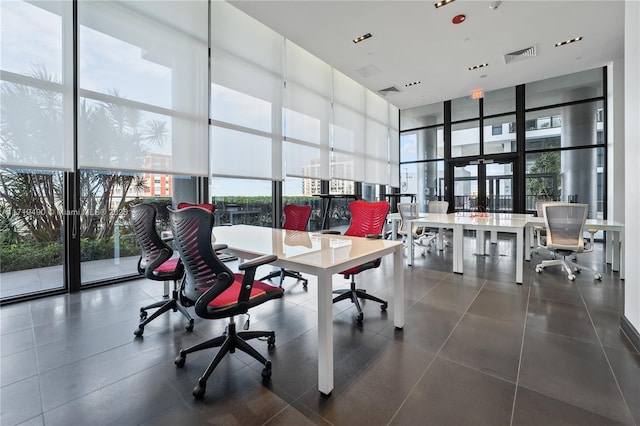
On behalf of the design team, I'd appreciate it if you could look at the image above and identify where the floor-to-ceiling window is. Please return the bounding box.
[400,67,606,217]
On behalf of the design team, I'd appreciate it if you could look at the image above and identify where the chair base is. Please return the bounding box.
[174,320,275,399]
[333,280,388,324]
[260,268,308,288]
[135,287,194,337]
[535,257,602,281]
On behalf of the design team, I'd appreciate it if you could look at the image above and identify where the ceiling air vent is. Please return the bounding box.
[503,45,536,64]
[378,86,401,96]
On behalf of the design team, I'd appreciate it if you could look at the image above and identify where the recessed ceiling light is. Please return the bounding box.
[468,63,488,71]
[555,36,582,47]
[405,81,421,87]
[434,0,455,8]
[352,33,372,44]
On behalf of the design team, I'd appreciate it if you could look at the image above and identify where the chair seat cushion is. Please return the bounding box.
[340,259,380,277]
[154,257,180,274]
[209,274,283,308]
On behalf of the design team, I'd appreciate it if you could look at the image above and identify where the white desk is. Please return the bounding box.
[525,217,625,279]
[408,213,530,284]
[211,225,405,396]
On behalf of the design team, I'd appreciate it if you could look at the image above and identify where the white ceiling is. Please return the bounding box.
[229,0,625,110]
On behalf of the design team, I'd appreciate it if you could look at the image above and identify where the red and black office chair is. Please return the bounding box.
[260,204,312,288]
[168,205,284,399]
[130,203,192,337]
[331,200,390,324]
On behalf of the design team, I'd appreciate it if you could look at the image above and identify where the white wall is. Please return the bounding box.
[624,0,640,335]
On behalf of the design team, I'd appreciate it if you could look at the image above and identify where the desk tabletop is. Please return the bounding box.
[212,225,402,271]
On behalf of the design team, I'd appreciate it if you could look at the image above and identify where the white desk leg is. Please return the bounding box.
[620,236,625,280]
[491,230,498,244]
[408,224,414,266]
[611,231,620,272]
[437,228,445,251]
[476,230,486,255]
[392,218,399,241]
[605,231,613,265]
[516,229,523,284]
[524,225,531,262]
[393,246,405,329]
[453,225,464,274]
[316,270,333,396]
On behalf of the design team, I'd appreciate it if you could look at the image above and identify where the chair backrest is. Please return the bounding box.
[535,200,559,217]
[397,203,419,234]
[427,200,449,213]
[543,203,588,252]
[168,206,238,318]
[344,200,390,238]
[177,202,215,212]
[282,204,312,231]
[130,203,174,275]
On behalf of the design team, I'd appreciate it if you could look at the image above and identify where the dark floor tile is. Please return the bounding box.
[526,296,599,344]
[378,299,464,354]
[420,280,481,311]
[16,414,44,426]
[519,329,633,424]
[579,281,626,313]
[467,287,529,324]
[297,338,435,425]
[604,346,640,425]
[589,308,638,353]
[42,364,184,426]
[0,376,43,426]
[39,333,179,411]
[391,357,515,426]
[265,403,330,426]
[440,313,524,382]
[513,386,630,426]
[529,277,584,306]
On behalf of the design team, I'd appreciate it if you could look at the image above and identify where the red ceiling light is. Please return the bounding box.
[452,14,466,24]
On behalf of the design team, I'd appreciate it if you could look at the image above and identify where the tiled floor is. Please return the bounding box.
[1,233,638,426]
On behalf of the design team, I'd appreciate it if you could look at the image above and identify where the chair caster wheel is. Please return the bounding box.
[381,302,388,312]
[139,309,147,320]
[356,312,364,324]
[185,320,194,332]
[535,267,542,273]
[134,327,144,337]
[594,273,602,280]
[262,361,272,381]
[175,352,186,367]
[193,379,206,399]
[267,335,276,347]
[568,274,576,281]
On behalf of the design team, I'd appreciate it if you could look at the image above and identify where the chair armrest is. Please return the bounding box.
[365,234,383,239]
[213,243,228,252]
[320,230,341,235]
[144,247,173,279]
[238,254,278,271]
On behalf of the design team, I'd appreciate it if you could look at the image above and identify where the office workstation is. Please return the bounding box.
[1,1,638,425]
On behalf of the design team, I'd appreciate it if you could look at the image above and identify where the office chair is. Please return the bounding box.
[397,202,430,256]
[130,203,193,337]
[260,204,312,288]
[534,203,602,281]
[426,200,449,251]
[332,200,390,324]
[168,205,284,399]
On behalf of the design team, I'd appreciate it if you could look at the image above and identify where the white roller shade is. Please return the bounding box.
[283,41,331,180]
[77,1,208,176]
[365,90,390,185]
[210,1,284,181]
[1,1,74,171]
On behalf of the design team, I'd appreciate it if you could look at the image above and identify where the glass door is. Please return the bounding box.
[453,159,515,213]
